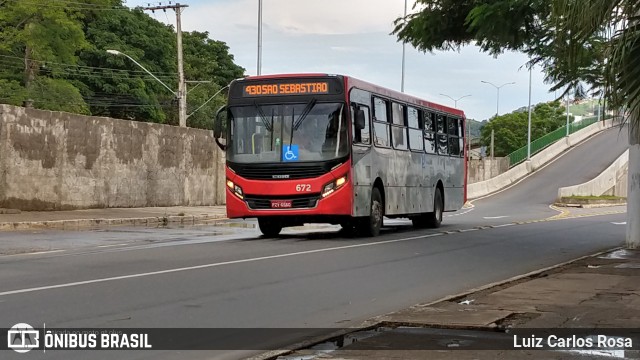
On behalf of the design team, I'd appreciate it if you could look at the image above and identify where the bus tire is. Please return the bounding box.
[258,218,282,237]
[426,189,443,228]
[358,187,383,237]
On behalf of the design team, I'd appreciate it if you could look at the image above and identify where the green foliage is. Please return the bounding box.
[75,7,177,123]
[28,77,90,114]
[393,0,605,98]
[467,118,484,138]
[182,31,244,129]
[0,79,27,105]
[0,0,245,128]
[480,101,571,156]
[394,0,549,56]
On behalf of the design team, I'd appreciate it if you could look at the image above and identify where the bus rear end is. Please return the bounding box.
[217,74,353,236]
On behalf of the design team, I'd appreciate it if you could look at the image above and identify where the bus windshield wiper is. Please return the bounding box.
[293,99,317,130]
[288,107,295,147]
[253,101,273,131]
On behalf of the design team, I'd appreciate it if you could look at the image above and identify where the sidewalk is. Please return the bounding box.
[0,206,228,231]
[262,247,640,360]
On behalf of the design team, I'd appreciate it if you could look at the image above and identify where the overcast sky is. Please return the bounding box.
[125,0,560,121]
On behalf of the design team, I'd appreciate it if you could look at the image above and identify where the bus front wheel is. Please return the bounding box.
[258,218,282,237]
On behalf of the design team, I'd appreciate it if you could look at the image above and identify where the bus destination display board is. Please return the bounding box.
[243,81,330,97]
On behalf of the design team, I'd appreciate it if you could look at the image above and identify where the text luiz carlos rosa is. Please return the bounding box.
[514,334,633,349]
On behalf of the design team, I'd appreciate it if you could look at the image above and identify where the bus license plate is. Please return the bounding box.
[271,200,292,208]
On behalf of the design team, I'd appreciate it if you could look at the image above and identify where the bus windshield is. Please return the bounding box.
[228,102,348,163]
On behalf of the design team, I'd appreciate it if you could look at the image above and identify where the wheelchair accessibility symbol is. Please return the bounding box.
[282,145,299,162]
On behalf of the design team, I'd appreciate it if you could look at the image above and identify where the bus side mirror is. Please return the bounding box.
[214,105,226,138]
[355,109,366,130]
[214,105,227,151]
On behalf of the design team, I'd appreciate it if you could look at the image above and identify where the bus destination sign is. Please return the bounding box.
[243,81,330,97]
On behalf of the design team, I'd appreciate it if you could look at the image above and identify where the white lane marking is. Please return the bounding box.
[483,216,509,219]
[3,250,64,257]
[611,222,627,225]
[0,232,445,297]
[446,207,474,217]
[491,223,515,228]
[97,243,129,248]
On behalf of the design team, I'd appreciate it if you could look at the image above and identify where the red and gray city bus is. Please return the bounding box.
[214,73,467,237]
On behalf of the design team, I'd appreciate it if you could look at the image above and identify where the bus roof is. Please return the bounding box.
[240,73,466,118]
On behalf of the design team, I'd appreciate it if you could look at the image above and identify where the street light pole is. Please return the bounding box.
[257,0,263,76]
[481,80,515,117]
[439,93,471,108]
[527,66,533,160]
[401,0,407,92]
[106,50,177,96]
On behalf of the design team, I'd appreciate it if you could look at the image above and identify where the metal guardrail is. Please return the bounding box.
[507,116,600,167]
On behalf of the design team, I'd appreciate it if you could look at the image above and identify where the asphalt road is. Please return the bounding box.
[0,125,630,360]
[462,124,629,224]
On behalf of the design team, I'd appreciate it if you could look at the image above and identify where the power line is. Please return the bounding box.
[3,0,129,11]
[0,55,178,76]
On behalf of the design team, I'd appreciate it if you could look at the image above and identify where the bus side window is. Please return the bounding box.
[372,97,391,147]
[436,114,448,155]
[391,102,407,150]
[459,119,465,157]
[424,111,436,154]
[408,106,423,152]
[424,111,435,132]
[448,117,460,156]
[373,97,388,123]
[351,104,371,145]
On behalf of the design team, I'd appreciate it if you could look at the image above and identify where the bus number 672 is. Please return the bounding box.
[296,184,311,192]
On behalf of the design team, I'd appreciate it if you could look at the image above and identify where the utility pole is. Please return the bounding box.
[142,3,189,127]
[490,129,495,160]
[566,89,570,136]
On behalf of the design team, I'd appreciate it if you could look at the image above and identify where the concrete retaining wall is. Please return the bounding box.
[0,105,226,210]
[468,119,616,199]
[557,150,629,199]
[468,158,510,183]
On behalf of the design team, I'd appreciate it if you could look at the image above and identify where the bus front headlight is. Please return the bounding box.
[322,175,348,198]
[226,179,244,199]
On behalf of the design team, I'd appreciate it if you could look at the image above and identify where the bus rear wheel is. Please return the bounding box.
[357,187,383,237]
[425,189,443,228]
[258,218,282,237]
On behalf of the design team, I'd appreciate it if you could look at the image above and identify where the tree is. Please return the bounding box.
[393,0,604,97]
[74,7,177,123]
[548,0,640,247]
[0,0,99,111]
[0,1,245,128]
[182,31,245,129]
[480,101,569,156]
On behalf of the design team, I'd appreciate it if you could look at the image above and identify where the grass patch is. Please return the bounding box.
[564,195,625,201]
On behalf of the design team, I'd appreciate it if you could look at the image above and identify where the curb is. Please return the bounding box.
[0,214,228,231]
[554,201,627,209]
